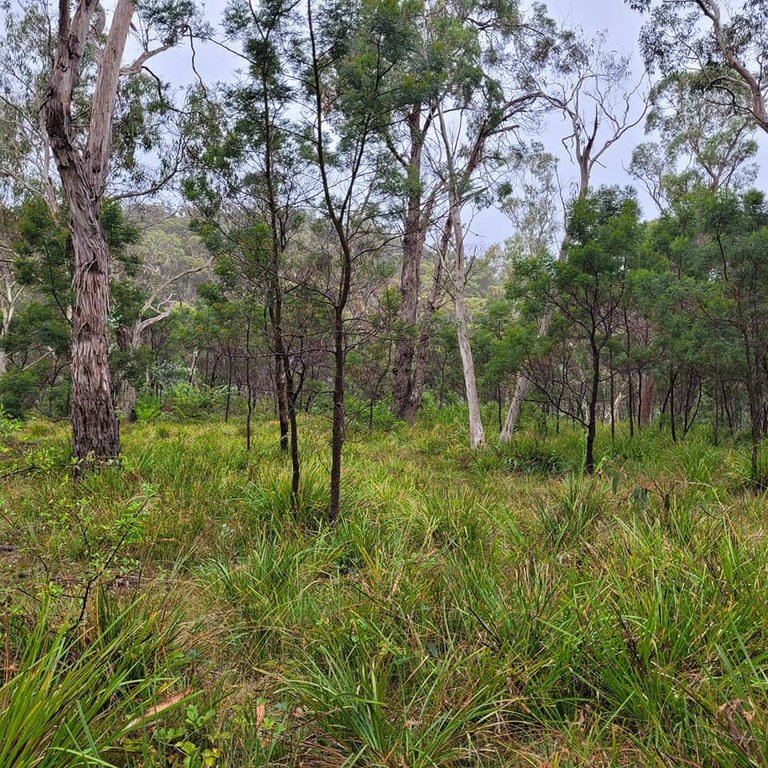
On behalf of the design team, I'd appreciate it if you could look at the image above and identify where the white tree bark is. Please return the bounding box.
[437,104,485,448]
[450,206,485,448]
[0,254,23,377]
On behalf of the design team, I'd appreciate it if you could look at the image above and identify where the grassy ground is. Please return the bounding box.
[2,410,768,766]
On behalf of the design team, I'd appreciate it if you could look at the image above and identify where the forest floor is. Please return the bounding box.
[2,411,768,766]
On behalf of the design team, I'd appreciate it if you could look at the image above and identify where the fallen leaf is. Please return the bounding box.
[255,701,266,728]
[125,688,193,730]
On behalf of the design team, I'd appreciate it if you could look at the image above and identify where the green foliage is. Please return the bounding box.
[0,368,42,418]
[497,431,567,475]
[536,475,606,550]
[135,395,163,422]
[163,383,232,421]
[0,595,189,768]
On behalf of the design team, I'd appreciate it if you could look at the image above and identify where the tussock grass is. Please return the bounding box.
[1,592,189,767]
[3,416,768,765]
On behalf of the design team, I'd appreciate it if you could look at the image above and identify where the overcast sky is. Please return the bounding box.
[146,0,768,249]
[469,0,648,246]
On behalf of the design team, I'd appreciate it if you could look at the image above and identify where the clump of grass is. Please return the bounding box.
[536,475,607,551]
[282,626,510,767]
[1,593,189,768]
[730,441,768,490]
[242,459,330,533]
[498,432,566,475]
[673,434,726,487]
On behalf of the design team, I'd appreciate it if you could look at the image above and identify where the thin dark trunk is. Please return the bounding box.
[586,342,600,475]
[246,322,253,451]
[275,356,289,452]
[609,363,615,444]
[625,307,634,438]
[261,68,290,457]
[682,369,694,434]
[308,0,364,521]
[116,326,137,422]
[639,369,654,425]
[743,336,761,480]
[287,370,300,507]
[722,381,734,433]
[329,307,345,522]
[225,357,233,423]
[669,367,678,443]
[684,378,703,437]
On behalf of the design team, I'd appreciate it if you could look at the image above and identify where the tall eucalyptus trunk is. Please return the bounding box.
[392,107,433,422]
[45,0,135,466]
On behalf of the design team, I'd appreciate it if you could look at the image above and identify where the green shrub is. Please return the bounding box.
[134,394,162,422]
[163,383,230,421]
[0,369,41,419]
[499,432,565,475]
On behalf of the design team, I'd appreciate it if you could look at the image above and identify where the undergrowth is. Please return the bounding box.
[1,416,768,766]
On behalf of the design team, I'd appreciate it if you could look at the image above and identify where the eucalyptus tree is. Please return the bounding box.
[416,2,577,447]
[437,105,486,447]
[8,197,142,418]
[647,189,768,477]
[501,31,646,440]
[380,0,560,426]
[182,0,309,502]
[43,0,197,468]
[3,198,72,415]
[224,0,310,500]
[629,74,758,210]
[540,187,642,473]
[0,208,22,378]
[0,3,61,381]
[435,93,542,447]
[384,0,473,424]
[110,225,212,421]
[302,0,414,519]
[0,1,60,211]
[629,0,768,137]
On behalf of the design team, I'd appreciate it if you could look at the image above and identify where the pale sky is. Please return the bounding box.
[470,0,648,247]
[145,0,768,248]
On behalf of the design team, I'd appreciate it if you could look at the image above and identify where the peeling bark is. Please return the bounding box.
[45,0,136,466]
